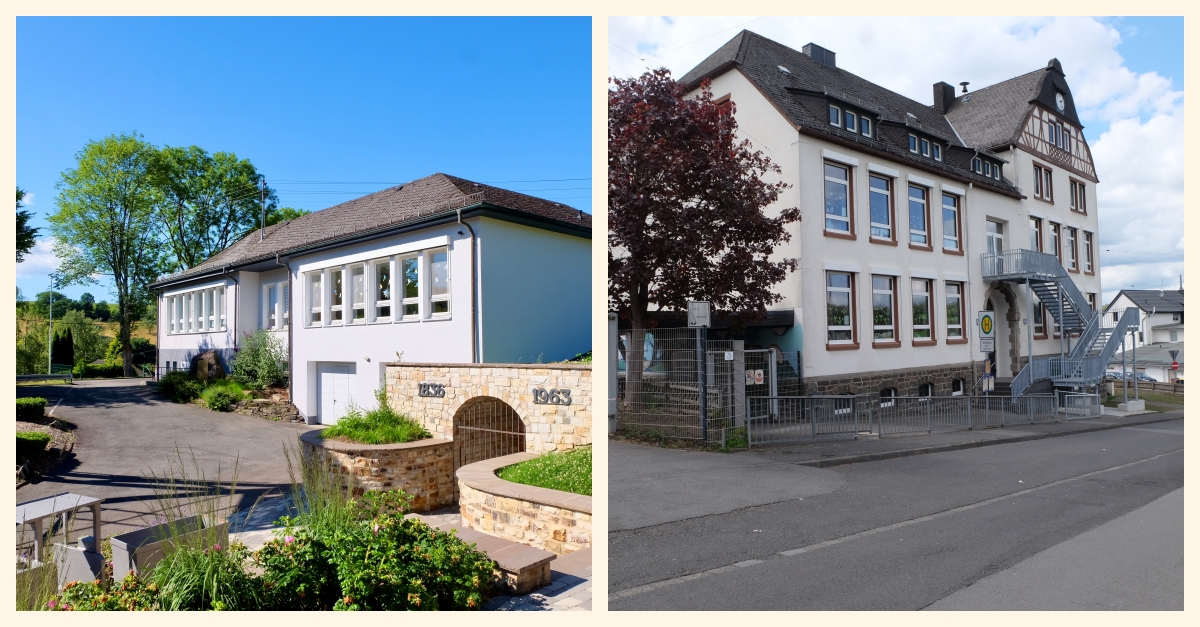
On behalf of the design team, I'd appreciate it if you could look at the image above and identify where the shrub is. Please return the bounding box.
[160,371,204,403]
[73,363,126,379]
[255,525,341,610]
[17,431,52,463]
[104,337,155,367]
[321,388,430,445]
[50,574,160,611]
[230,329,287,390]
[497,445,591,496]
[16,397,47,421]
[200,380,245,412]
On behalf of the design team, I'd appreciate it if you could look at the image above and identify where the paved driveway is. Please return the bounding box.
[17,379,320,540]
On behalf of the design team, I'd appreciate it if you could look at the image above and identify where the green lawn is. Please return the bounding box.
[497,446,591,496]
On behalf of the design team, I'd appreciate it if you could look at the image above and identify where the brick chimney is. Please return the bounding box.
[933,81,956,114]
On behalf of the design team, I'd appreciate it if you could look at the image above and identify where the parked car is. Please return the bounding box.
[1135,373,1158,382]
[1104,371,1131,381]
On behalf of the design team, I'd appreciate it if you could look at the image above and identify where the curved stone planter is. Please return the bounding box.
[299,430,454,512]
[457,452,591,555]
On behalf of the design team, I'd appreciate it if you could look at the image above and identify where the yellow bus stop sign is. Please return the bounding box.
[980,314,993,335]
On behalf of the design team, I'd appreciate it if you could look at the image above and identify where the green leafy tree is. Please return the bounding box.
[79,292,96,318]
[49,132,164,377]
[15,319,49,375]
[52,327,75,368]
[17,187,38,262]
[152,145,278,273]
[28,290,81,319]
[60,309,109,365]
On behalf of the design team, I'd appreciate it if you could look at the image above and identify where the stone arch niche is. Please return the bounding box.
[982,282,1022,377]
[451,396,526,471]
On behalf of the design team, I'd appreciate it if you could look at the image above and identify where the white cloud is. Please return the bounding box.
[609,16,1183,303]
[17,237,60,279]
[21,191,35,206]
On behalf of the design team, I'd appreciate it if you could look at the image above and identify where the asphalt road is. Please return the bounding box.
[17,379,318,539]
[610,415,1184,610]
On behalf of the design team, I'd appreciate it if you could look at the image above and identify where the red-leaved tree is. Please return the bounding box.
[608,68,800,331]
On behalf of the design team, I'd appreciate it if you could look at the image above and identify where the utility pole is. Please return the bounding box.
[260,176,267,242]
[47,273,56,375]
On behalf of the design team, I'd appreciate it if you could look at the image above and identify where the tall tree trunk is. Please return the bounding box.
[625,284,649,418]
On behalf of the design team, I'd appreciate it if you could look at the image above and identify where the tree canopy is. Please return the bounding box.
[17,187,38,262]
[608,69,801,330]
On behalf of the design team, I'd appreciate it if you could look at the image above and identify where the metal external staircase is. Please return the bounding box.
[981,249,1139,396]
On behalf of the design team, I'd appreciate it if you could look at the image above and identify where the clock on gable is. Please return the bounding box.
[1055,92,1065,112]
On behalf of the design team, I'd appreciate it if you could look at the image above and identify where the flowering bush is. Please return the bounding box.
[254,526,340,610]
[51,574,159,611]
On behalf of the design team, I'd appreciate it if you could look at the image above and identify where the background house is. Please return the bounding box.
[152,173,591,424]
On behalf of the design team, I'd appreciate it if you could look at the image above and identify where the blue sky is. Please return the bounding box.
[17,16,592,300]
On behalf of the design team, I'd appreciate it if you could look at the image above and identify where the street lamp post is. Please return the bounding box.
[47,273,57,375]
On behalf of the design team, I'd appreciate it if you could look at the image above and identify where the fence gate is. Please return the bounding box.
[452,396,526,471]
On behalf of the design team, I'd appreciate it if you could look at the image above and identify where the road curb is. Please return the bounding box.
[795,414,1184,468]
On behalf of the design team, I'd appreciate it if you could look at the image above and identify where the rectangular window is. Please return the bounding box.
[430,250,450,315]
[168,286,227,334]
[824,163,851,233]
[281,284,288,327]
[1083,232,1094,272]
[932,144,942,161]
[972,157,982,173]
[946,283,963,338]
[1070,179,1087,214]
[1030,217,1042,251]
[984,161,992,177]
[908,185,928,245]
[1171,331,1179,342]
[829,105,841,127]
[920,138,930,157]
[1034,164,1053,200]
[1049,223,1061,261]
[872,276,895,341]
[1066,227,1078,270]
[330,269,344,322]
[401,256,419,318]
[909,135,918,153]
[309,273,322,325]
[845,111,857,133]
[868,175,892,239]
[267,285,278,329]
[351,265,366,322]
[861,117,871,137]
[203,290,214,331]
[375,260,392,319]
[1033,296,1045,336]
[1088,293,1097,314]
[1043,167,1053,201]
[942,193,959,250]
[827,272,854,343]
[912,279,932,340]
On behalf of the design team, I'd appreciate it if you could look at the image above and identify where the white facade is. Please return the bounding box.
[157,215,590,424]
[687,48,1102,394]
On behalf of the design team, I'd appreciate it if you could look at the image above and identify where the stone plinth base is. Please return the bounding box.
[1117,399,1146,412]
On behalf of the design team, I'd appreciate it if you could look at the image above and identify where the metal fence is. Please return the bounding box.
[1060,392,1103,419]
[746,395,868,447]
[876,394,1059,436]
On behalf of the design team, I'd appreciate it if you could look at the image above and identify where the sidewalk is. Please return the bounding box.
[740,409,1183,466]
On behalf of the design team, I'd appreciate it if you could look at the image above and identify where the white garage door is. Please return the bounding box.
[317,363,354,424]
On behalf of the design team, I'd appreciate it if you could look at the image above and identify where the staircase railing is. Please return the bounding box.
[1095,307,1141,372]
[981,249,1093,328]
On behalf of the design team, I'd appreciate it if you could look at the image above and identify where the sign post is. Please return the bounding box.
[977,311,996,354]
[689,301,711,443]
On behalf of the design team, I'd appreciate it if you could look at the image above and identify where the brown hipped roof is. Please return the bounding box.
[152,173,590,287]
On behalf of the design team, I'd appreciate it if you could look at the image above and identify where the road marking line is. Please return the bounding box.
[610,448,1182,600]
[48,397,64,416]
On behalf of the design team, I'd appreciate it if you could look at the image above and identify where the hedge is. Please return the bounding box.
[73,363,127,379]
[16,397,47,421]
[17,431,52,462]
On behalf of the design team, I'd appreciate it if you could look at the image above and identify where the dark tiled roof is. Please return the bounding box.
[153,173,590,287]
[678,31,1070,193]
[942,69,1043,150]
[1110,289,1185,313]
[1107,342,1183,366]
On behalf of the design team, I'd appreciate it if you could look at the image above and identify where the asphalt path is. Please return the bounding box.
[17,379,318,540]
[610,415,1184,610]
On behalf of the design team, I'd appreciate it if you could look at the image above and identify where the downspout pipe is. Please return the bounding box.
[457,207,479,363]
[276,252,294,403]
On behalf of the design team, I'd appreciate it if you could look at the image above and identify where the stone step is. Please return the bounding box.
[406,513,555,595]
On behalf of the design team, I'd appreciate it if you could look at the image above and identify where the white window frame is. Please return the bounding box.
[941,193,959,250]
[826,271,854,344]
[912,278,932,340]
[823,162,851,234]
[932,143,942,161]
[1083,231,1094,272]
[166,285,228,335]
[952,379,965,396]
[946,282,963,338]
[400,254,420,320]
[845,111,858,134]
[349,263,367,323]
[307,272,323,326]
[920,138,930,157]
[329,267,344,324]
[909,134,918,153]
[829,104,842,127]
[908,184,928,245]
[373,257,394,322]
[428,248,451,317]
[872,275,895,341]
[880,387,897,408]
[861,117,872,137]
[1066,227,1078,270]
[262,281,290,331]
[868,174,892,239]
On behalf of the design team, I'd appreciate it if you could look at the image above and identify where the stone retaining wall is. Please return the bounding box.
[298,431,455,512]
[456,452,591,555]
[804,362,977,397]
[231,398,303,423]
[385,363,592,454]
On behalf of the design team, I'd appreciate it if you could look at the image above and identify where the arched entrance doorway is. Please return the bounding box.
[452,396,526,471]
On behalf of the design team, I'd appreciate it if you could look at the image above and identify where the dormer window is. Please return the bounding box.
[983,162,991,177]
[932,144,942,161]
[972,157,981,173]
[920,138,930,157]
[861,117,872,137]
[846,111,857,133]
[909,134,918,153]
[829,105,842,127]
